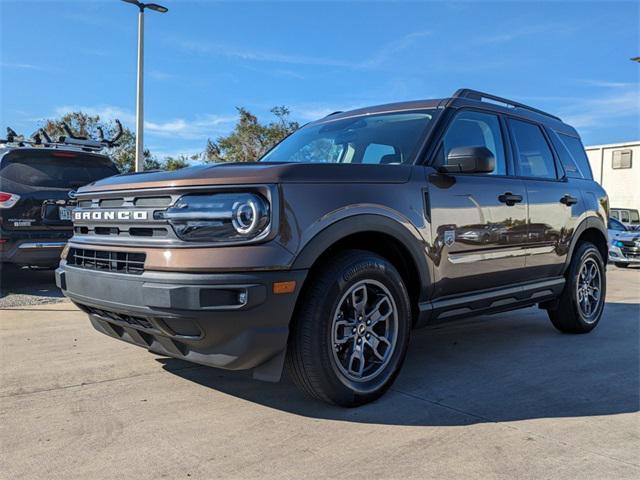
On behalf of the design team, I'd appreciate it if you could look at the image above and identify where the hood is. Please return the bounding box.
[611,231,640,242]
[77,162,413,194]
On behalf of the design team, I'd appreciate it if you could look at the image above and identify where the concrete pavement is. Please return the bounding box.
[1,267,639,479]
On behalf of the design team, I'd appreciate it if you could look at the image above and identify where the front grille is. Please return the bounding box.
[621,248,640,259]
[68,247,146,274]
[85,306,155,330]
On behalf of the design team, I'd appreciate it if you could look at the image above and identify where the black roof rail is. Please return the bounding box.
[324,111,343,117]
[451,88,562,121]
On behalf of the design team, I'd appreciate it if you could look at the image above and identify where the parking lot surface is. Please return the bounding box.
[1,266,639,479]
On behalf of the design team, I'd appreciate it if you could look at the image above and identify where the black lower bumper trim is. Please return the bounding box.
[57,264,307,377]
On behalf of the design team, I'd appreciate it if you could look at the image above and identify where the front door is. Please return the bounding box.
[428,110,529,299]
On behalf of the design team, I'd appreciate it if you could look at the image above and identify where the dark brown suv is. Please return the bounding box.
[56,89,609,406]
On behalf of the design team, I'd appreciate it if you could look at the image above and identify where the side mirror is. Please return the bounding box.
[440,146,495,174]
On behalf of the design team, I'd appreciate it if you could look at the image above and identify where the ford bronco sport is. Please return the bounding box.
[56,89,609,406]
[1,124,120,268]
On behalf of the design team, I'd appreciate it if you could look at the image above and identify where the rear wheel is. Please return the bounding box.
[547,242,606,333]
[286,250,411,407]
[615,262,629,268]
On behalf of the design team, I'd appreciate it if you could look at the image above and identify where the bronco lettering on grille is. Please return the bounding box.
[73,211,148,221]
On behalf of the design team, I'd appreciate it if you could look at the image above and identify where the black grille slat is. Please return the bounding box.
[68,248,145,274]
[86,306,154,329]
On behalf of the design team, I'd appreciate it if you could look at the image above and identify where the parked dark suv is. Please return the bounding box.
[1,126,120,267]
[56,89,608,406]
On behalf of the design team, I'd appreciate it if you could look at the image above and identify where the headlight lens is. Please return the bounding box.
[157,193,270,242]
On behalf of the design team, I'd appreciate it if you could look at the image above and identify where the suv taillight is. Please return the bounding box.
[0,192,20,209]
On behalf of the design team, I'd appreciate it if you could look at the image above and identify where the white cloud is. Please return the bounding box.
[179,30,431,70]
[560,88,640,129]
[53,105,236,140]
[475,24,573,45]
[1,62,47,71]
[579,80,637,89]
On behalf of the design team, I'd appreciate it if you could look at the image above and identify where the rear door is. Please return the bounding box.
[506,118,584,279]
[428,110,529,298]
[0,150,119,231]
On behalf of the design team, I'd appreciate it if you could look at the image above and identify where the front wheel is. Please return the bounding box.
[547,242,606,334]
[286,250,411,407]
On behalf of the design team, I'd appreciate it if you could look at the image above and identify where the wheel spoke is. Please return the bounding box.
[351,285,368,316]
[365,332,391,361]
[348,343,366,377]
[333,320,356,344]
[367,296,392,327]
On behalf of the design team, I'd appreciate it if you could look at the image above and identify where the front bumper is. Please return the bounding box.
[608,245,640,264]
[56,263,307,380]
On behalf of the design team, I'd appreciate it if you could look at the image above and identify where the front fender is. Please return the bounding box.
[290,212,431,301]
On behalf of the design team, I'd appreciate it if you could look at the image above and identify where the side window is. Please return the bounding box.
[611,210,619,220]
[362,143,398,164]
[509,119,557,179]
[440,111,506,175]
[620,210,630,223]
[558,133,593,180]
[549,131,581,179]
[612,150,633,169]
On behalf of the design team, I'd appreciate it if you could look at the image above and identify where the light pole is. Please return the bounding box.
[121,0,168,172]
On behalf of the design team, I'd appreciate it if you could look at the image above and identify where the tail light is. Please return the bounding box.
[0,192,20,209]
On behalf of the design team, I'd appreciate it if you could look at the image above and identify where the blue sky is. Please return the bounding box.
[1,0,638,160]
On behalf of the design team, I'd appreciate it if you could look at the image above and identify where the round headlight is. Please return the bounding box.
[232,199,259,234]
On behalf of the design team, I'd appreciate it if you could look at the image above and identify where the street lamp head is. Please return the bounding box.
[120,0,168,13]
[145,3,169,13]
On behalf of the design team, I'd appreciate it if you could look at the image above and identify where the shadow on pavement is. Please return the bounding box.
[0,264,63,300]
[159,301,639,426]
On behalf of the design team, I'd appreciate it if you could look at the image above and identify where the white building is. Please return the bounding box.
[585,141,640,209]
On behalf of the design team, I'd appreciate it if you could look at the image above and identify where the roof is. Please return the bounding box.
[309,88,577,135]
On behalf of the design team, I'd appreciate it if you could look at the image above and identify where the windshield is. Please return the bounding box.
[261,110,434,164]
[0,150,119,189]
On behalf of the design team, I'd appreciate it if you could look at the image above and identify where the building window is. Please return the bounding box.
[612,149,632,169]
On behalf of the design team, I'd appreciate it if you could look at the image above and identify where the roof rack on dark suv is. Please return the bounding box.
[449,88,562,121]
[1,119,124,154]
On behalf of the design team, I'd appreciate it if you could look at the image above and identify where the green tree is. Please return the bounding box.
[42,111,158,173]
[162,155,190,171]
[204,106,298,163]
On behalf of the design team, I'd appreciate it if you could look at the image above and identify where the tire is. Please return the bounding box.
[547,242,606,334]
[615,262,629,268]
[286,249,411,407]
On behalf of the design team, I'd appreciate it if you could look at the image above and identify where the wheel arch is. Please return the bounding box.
[564,216,608,273]
[291,214,430,322]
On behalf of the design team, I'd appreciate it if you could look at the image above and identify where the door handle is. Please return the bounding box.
[498,192,523,206]
[560,194,578,206]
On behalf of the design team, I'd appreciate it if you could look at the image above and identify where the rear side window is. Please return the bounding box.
[557,133,593,180]
[0,151,119,189]
[509,119,557,179]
